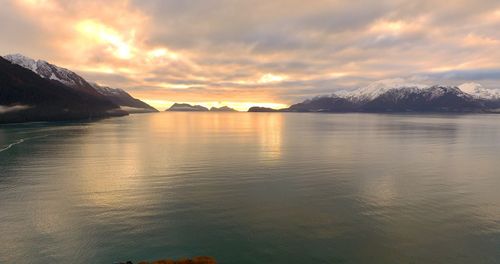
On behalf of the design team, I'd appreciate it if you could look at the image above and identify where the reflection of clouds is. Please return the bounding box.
[78,137,142,208]
[1,114,500,262]
[255,114,283,160]
[360,174,398,208]
[148,112,284,161]
[352,115,500,241]
[69,119,166,210]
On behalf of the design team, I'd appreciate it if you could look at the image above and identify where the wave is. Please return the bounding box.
[0,135,48,153]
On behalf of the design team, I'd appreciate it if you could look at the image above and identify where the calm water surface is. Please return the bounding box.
[1,112,500,263]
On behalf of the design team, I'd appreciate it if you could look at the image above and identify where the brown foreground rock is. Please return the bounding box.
[124,256,216,264]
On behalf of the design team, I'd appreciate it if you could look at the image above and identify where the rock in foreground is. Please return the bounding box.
[118,256,216,264]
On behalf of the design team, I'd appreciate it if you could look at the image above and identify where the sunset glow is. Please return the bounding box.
[3,2,500,263]
[2,0,500,110]
[258,73,288,84]
[77,20,135,60]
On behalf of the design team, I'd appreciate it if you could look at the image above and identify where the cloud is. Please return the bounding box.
[421,69,500,81]
[1,0,500,108]
[0,105,31,114]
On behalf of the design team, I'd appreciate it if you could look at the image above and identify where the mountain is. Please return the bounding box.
[286,96,357,112]
[360,86,480,112]
[166,103,209,111]
[210,106,237,112]
[91,83,158,113]
[5,54,156,114]
[286,81,500,113]
[0,57,127,124]
[4,54,102,96]
[335,78,429,102]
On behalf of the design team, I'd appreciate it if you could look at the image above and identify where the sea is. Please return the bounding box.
[1,112,499,263]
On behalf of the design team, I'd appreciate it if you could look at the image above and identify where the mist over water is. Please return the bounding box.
[1,112,500,263]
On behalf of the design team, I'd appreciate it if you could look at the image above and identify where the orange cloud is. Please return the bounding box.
[4,0,500,108]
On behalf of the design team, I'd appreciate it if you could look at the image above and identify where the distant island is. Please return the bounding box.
[247,81,500,113]
[166,103,209,111]
[166,103,237,112]
[248,106,280,112]
[210,106,237,112]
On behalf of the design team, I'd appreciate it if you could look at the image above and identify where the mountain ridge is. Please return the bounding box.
[285,84,500,113]
[91,83,158,113]
[0,56,127,124]
[4,54,102,96]
[4,54,156,114]
[249,81,500,113]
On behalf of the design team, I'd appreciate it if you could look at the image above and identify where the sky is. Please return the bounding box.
[1,0,500,110]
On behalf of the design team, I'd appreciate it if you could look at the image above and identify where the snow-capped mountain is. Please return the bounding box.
[336,78,430,102]
[458,82,500,100]
[286,80,499,113]
[4,53,156,114]
[92,84,130,97]
[3,54,99,95]
[0,56,126,124]
[360,85,479,112]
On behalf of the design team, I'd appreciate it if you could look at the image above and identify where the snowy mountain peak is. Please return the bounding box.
[2,53,157,113]
[425,85,470,100]
[336,78,430,101]
[90,83,158,113]
[91,83,128,96]
[4,53,96,93]
[458,82,500,100]
[4,54,38,72]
